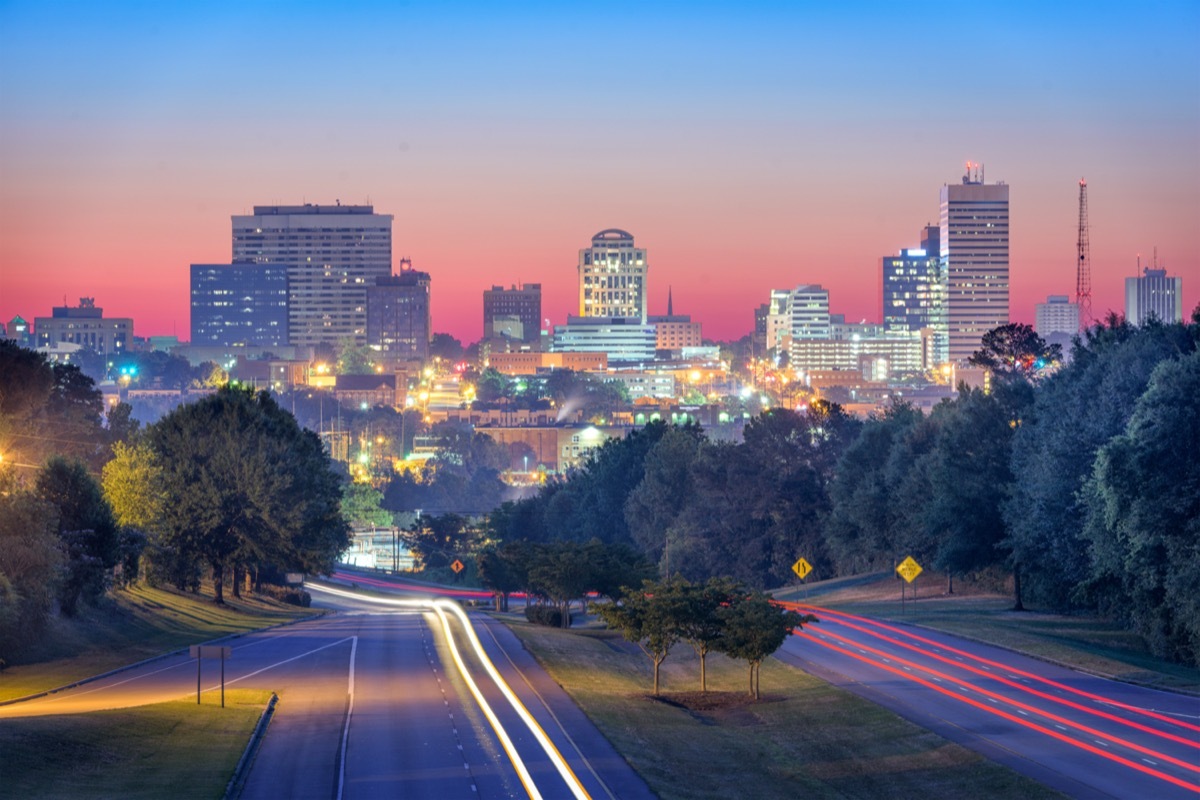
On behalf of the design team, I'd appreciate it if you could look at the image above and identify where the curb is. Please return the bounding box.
[224,691,279,800]
[0,608,325,708]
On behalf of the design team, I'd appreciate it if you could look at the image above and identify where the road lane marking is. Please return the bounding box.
[336,635,358,800]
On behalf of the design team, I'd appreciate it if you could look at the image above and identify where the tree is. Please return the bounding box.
[147,386,350,604]
[336,337,375,375]
[595,580,681,695]
[477,540,531,611]
[1004,314,1198,610]
[1081,351,1200,664]
[527,542,592,627]
[341,482,392,529]
[0,476,62,662]
[476,368,510,403]
[718,594,815,699]
[402,513,470,570]
[430,333,464,363]
[969,322,1061,382]
[825,401,922,572]
[675,577,743,692]
[35,457,120,615]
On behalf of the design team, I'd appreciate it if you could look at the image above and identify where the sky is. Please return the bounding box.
[1,1,1197,344]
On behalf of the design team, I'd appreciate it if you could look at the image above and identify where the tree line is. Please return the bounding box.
[1,343,351,664]
[489,315,1200,666]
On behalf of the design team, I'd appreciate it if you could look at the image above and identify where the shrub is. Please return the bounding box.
[258,584,311,607]
[525,604,570,627]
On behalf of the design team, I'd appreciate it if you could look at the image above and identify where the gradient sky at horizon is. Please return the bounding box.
[2,1,1197,343]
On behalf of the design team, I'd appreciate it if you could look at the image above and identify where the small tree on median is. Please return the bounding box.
[594,580,680,695]
[718,594,816,699]
[676,577,743,692]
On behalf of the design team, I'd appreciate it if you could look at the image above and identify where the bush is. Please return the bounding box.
[257,584,311,607]
[525,604,570,627]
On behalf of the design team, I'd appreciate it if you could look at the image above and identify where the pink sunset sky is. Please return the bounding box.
[2,3,1197,344]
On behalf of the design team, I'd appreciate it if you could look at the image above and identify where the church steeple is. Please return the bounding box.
[667,286,673,316]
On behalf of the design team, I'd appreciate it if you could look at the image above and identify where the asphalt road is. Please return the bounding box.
[776,601,1200,800]
[0,584,655,800]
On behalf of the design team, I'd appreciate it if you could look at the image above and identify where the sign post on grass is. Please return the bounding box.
[895,556,923,614]
[792,557,813,599]
[190,645,233,707]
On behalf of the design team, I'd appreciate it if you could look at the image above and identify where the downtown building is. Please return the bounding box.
[35,298,132,357]
[231,204,393,348]
[578,229,648,322]
[190,263,289,348]
[1035,294,1079,355]
[940,165,1010,363]
[1125,266,1183,325]
[483,283,542,344]
[881,224,948,365]
[367,260,431,362]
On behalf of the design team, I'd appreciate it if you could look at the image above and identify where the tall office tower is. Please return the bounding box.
[578,229,648,322]
[483,283,542,343]
[940,164,1009,363]
[881,224,948,364]
[35,298,132,356]
[1125,266,1183,325]
[190,263,289,347]
[367,262,431,361]
[232,204,393,348]
[788,285,831,341]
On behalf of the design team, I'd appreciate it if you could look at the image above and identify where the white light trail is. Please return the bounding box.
[308,583,590,800]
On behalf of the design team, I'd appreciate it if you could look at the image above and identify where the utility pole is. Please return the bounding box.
[1076,178,1093,330]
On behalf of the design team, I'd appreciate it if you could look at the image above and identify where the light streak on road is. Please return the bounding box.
[308,582,591,800]
[809,626,1200,776]
[785,606,1200,750]
[785,602,1200,731]
[795,630,1200,794]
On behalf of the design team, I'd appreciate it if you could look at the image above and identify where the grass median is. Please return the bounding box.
[0,583,321,702]
[505,616,1061,800]
[0,689,271,800]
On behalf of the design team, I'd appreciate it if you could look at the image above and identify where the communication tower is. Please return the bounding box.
[1075,179,1092,329]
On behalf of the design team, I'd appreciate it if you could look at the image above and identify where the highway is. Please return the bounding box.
[0,582,655,800]
[776,601,1200,800]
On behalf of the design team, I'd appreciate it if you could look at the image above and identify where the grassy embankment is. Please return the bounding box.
[1,585,310,800]
[506,615,1062,800]
[0,689,272,800]
[774,572,1200,693]
[0,582,321,702]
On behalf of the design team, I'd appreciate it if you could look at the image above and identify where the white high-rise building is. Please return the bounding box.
[1035,295,1079,337]
[940,164,1009,363]
[578,229,648,322]
[232,204,393,348]
[788,285,831,341]
[1125,267,1183,326]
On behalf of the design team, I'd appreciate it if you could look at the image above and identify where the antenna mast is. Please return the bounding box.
[1075,179,1092,329]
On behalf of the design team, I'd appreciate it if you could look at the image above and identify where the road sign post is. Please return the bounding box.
[791,558,813,599]
[190,645,233,707]
[895,556,923,614]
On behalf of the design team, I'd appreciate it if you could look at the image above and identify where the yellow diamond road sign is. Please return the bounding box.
[896,556,923,584]
[792,558,812,580]
[451,559,465,574]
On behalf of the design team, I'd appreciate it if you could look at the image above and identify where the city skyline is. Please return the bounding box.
[2,2,1198,343]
